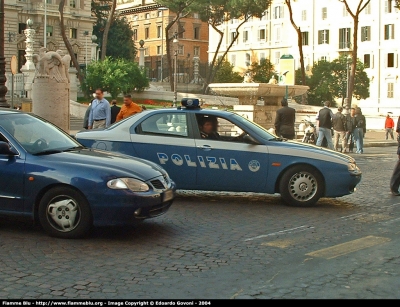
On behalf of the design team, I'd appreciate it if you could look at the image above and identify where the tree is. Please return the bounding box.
[197,0,272,93]
[285,0,306,86]
[248,58,277,83]
[93,17,136,60]
[101,0,117,60]
[155,1,196,91]
[58,0,83,87]
[306,56,369,106]
[81,58,149,99]
[339,0,371,108]
[213,59,243,83]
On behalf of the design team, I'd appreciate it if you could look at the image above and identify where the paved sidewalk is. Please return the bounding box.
[363,130,398,147]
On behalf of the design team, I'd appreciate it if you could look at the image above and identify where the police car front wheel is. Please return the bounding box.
[279,165,324,207]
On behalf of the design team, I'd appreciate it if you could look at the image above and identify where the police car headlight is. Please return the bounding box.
[348,162,361,174]
[107,178,149,192]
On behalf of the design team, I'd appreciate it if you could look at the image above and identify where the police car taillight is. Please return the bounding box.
[181,98,201,109]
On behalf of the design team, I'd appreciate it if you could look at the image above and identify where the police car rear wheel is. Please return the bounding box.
[279,165,324,207]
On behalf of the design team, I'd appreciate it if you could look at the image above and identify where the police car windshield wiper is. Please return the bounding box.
[33,149,63,156]
[63,145,85,151]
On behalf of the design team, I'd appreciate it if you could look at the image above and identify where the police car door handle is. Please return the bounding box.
[197,145,213,150]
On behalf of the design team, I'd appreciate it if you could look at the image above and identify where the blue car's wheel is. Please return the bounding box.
[38,187,93,239]
[279,165,324,207]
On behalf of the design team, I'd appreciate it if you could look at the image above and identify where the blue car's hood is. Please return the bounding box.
[29,148,168,180]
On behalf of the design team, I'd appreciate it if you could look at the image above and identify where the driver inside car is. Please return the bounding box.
[199,117,220,140]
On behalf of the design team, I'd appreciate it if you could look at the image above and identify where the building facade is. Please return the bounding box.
[116,0,209,84]
[4,0,94,80]
[208,0,400,115]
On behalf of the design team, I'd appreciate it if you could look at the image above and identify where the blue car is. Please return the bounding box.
[76,99,362,207]
[0,108,176,239]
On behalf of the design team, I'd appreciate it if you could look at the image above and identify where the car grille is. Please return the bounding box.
[150,179,166,190]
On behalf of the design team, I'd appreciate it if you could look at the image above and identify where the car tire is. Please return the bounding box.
[38,187,93,239]
[279,165,324,207]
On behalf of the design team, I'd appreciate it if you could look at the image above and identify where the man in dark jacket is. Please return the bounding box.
[316,101,334,150]
[332,106,347,152]
[353,107,366,154]
[274,98,296,139]
[345,107,356,152]
[110,100,121,124]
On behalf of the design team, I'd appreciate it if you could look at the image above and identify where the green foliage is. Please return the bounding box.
[305,56,369,106]
[81,57,149,99]
[249,58,277,83]
[213,60,243,83]
[92,1,136,60]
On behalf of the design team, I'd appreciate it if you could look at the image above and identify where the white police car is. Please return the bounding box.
[76,98,362,207]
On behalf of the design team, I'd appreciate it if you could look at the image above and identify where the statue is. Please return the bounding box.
[268,77,277,84]
[243,71,253,83]
[32,47,70,83]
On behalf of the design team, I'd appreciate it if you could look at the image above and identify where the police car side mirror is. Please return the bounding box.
[243,135,260,145]
[0,141,18,156]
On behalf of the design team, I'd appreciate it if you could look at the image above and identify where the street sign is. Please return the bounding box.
[10,55,18,75]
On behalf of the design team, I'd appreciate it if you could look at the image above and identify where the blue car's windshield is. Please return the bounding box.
[0,113,81,154]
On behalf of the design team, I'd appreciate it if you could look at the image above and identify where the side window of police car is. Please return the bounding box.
[139,113,188,137]
[197,115,246,142]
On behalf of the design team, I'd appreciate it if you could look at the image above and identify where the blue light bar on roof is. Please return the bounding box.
[181,98,200,108]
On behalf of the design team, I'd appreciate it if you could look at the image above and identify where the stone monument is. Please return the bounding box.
[31,48,71,131]
[20,18,36,110]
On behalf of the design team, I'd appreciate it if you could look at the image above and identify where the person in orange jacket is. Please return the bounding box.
[385,113,395,140]
[115,94,142,122]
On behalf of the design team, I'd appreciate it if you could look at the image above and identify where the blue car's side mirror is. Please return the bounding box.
[0,141,18,156]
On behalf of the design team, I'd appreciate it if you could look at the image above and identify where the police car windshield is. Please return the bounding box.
[231,113,276,140]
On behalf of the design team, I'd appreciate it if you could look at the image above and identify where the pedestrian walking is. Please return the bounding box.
[390,116,400,195]
[332,106,347,152]
[345,107,356,153]
[88,88,111,129]
[353,107,366,154]
[274,98,296,139]
[315,101,334,150]
[115,94,142,122]
[83,93,96,129]
[110,100,121,124]
[385,113,395,140]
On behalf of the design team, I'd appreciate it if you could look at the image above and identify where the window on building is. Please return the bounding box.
[70,0,76,8]
[194,46,200,56]
[231,32,236,44]
[193,13,199,19]
[231,54,236,66]
[322,7,327,20]
[157,45,161,55]
[178,23,185,39]
[388,53,395,67]
[194,26,200,39]
[364,2,371,14]
[364,54,371,68]
[243,30,249,42]
[384,24,395,40]
[320,56,327,61]
[275,26,281,43]
[46,0,51,4]
[178,45,184,55]
[259,28,266,41]
[385,0,393,13]
[18,23,26,34]
[318,29,329,44]
[145,27,149,39]
[343,6,349,16]
[157,25,162,38]
[133,15,138,21]
[361,26,371,41]
[69,28,77,39]
[302,10,307,21]
[245,53,251,67]
[301,31,309,45]
[274,6,284,19]
[133,29,138,41]
[145,13,150,19]
[388,83,394,98]
[260,53,265,61]
[339,28,351,49]
[46,25,53,37]
[275,52,280,66]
